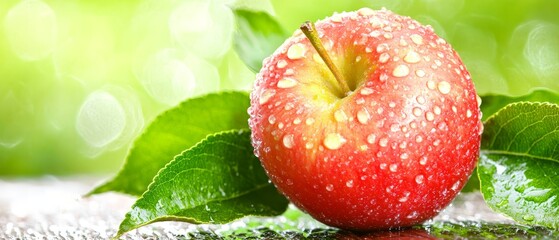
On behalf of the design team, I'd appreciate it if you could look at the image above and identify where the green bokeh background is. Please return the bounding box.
[1,0,558,176]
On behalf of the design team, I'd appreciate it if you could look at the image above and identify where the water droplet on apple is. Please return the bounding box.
[433,106,442,115]
[476,95,482,107]
[389,163,398,172]
[437,122,448,131]
[388,102,396,108]
[355,55,362,62]
[466,109,473,118]
[346,180,354,188]
[416,95,426,104]
[404,51,421,63]
[390,123,400,132]
[425,111,435,121]
[426,80,436,90]
[357,108,370,124]
[412,107,422,117]
[358,8,375,16]
[410,34,423,45]
[282,134,295,148]
[415,175,424,184]
[268,115,276,124]
[392,64,410,77]
[379,53,390,63]
[287,43,306,60]
[400,153,409,160]
[276,60,287,68]
[399,191,410,202]
[419,156,428,165]
[384,33,393,39]
[451,180,461,191]
[284,68,294,75]
[323,133,346,150]
[305,142,314,149]
[334,109,348,122]
[437,81,451,94]
[259,89,275,105]
[379,137,388,147]
[415,135,423,143]
[367,134,377,144]
[452,105,458,113]
[277,78,298,88]
[380,163,388,170]
[286,179,293,185]
[293,118,302,125]
[376,43,389,53]
[360,87,374,95]
[365,47,372,53]
[415,69,426,78]
[305,118,315,125]
[326,184,334,191]
[379,73,389,82]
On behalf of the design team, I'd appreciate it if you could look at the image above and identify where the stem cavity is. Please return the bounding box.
[300,21,351,96]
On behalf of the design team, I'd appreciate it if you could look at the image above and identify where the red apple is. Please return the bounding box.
[248,8,482,230]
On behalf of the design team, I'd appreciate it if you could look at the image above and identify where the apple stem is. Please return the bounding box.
[300,21,351,96]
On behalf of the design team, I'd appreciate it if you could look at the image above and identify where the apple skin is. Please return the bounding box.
[248,8,482,230]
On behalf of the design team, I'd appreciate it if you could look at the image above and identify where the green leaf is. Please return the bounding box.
[88,91,251,196]
[480,88,559,121]
[478,102,559,229]
[116,130,289,237]
[233,9,288,72]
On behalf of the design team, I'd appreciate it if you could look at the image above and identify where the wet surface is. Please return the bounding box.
[0,176,556,239]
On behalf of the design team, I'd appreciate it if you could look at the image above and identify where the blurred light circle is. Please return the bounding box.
[169,1,234,59]
[137,48,197,106]
[4,0,57,61]
[76,91,126,148]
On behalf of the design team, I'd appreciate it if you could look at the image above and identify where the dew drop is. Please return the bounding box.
[284,68,294,75]
[388,102,396,108]
[380,163,388,170]
[390,123,400,132]
[437,81,451,94]
[330,14,342,23]
[378,53,390,63]
[323,133,346,150]
[392,65,410,77]
[419,156,428,165]
[466,109,473,118]
[346,180,354,188]
[305,142,314,149]
[415,175,424,184]
[277,78,298,88]
[476,95,482,107]
[365,47,372,53]
[268,115,276,124]
[415,135,423,143]
[437,122,448,131]
[326,184,334,191]
[379,137,388,147]
[452,105,458,113]
[357,108,370,124]
[355,55,362,62]
[360,87,374,95]
[426,80,436,90]
[451,180,461,191]
[293,118,302,125]
[399,191,410,202]
[287,43,306,60]
[416,95,426,104]
[259,89,275,105]
[276,60,287,68]
[286,179,293,185]
[384,33,393,39]
[305,118,315,125]
[367,134,377,144]
[412,107,422,117]
[379,73,389,82]
[356,98,366,105]
[400,153,409,159]
[415,69,426,78]
[376,43,389,53]
[282,134,295,149]
[410,34,423,45]
[434,106,442,115]
[425,112,435,121]
[389,163,398,172]
[334,109,348,122]
[404,51,421,63]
